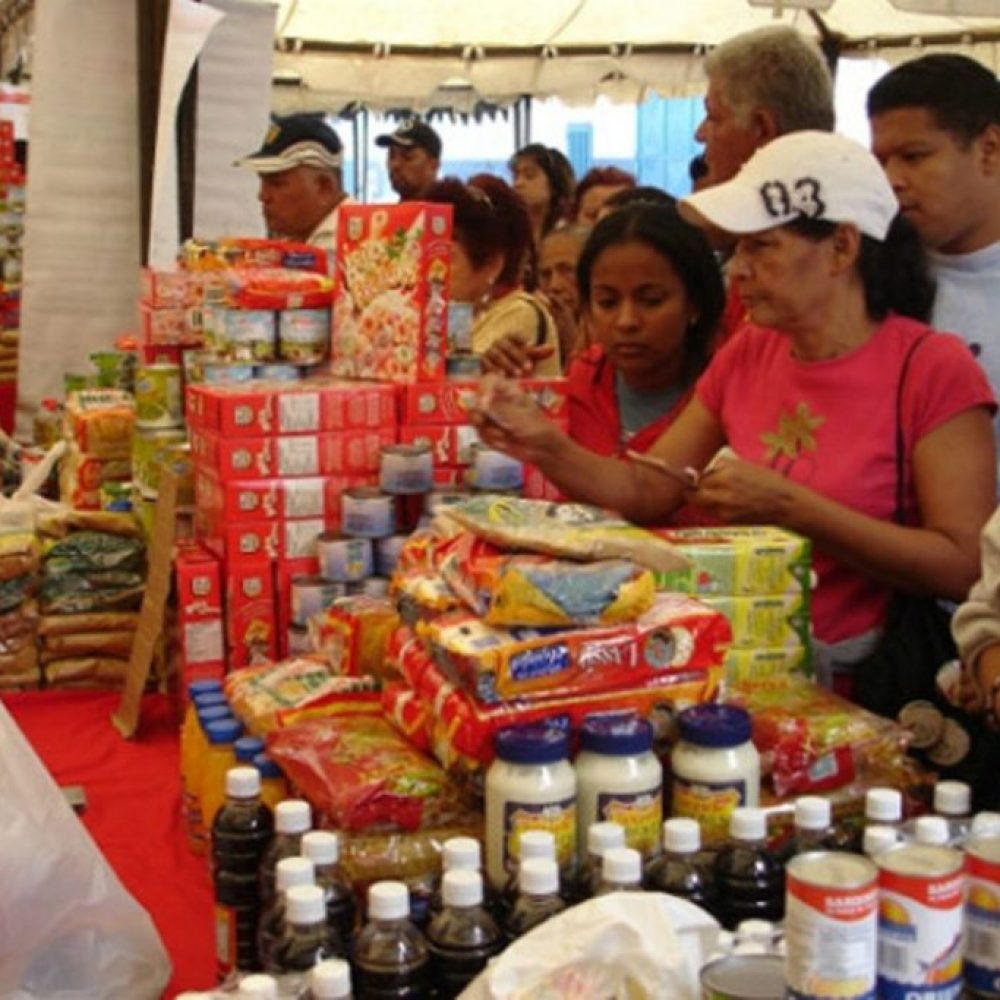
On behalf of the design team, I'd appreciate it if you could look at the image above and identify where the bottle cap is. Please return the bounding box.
[238,974,279,998]
[302,830,340,866]
[587,821,625,856]
[865,787,903,823]
[275,856,314,893]
[197,705,234,727]
[368,880,409,920]
[234,735,266,763]
[663,817,700,854]
[192,690,227,711]
[915,815,950,846]
[934,780,971,817]
[678,704,752,748]
[275,798,311,835]
[518,829,556,862]
[187,677,223,700]
[443,868,483,907]
[494,723,570,764]
[310,958,352,999]
[971,811,1000,839]
[519,857,559,895]
[579,716,653,756]
[737,918,774,940]
[729,807,765,842]
[862,824,898,857]
[286,883,326,924]
[205,717,244,744]
[601,846,641,885]
[252,752,282,779]
[795,796,831,831]
[442,836,481,872]
[225,766,261,799]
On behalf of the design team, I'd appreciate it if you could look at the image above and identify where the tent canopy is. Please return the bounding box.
[265,0,1000,112]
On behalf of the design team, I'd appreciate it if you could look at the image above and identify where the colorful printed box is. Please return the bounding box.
[140,303,203,347]
[140,268,201,309]
[700,594,811,651]
[332,202,452,383]
[175,543,225,679]
[197,511,337,562]
[225,558,277,669]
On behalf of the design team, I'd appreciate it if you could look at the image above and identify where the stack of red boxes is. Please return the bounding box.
[138,267,204,366]
[174,541,226,687]
[0,119,23,433]
[187,379,397,665]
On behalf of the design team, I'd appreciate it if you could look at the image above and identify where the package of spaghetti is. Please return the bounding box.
[382,682,432,752]
[37,612,139,636]
[434,530,655,628]
[63,391,135,460]
[40,631,135,662]
[441,496,687,573]
[422,592,731,704]
[266,715,475,833]
[309,596,400,679]
[37,510,142,539]
[44,656,129,687]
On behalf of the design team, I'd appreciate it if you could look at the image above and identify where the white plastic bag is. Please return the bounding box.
[0,700,171,999]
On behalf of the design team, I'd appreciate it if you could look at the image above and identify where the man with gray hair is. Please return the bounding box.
[696,25,835,190]
[237,114,350,250]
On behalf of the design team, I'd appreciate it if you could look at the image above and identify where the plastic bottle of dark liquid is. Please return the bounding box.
[713,807,784,931]
[301,830,358,946]
[259,798,312,907]
[503,858,566,943]
[269,884,345,976]
[212,766,275,979]
[352,881,430,999]
[574,821,625,901]
[428,836,499,919]
[304,958,354,999]
[257,856,315,971]
[594,846,643,895]
[645,818,716,913]
[499,828,557,918]
[426,869,504,999]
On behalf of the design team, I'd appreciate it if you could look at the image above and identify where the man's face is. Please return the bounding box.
[871,106,999,255]
[257,167,327,242]
[538,231,582,316]
[387,145,439,200]
[694,77,764,188]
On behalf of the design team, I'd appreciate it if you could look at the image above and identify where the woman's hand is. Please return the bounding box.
[481,333,555,378]
[690,454,797,523]
[472,376,566,466]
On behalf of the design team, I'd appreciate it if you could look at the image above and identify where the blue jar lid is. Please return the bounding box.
[188,678,223,699]
[205,717,244,744]
[253,752,282,779]
[494,724,569,765]
[678,704,752,748]
[197,704,233,726]
[234,735,266,762]
[580,716,653,755]
[192,690,228,711]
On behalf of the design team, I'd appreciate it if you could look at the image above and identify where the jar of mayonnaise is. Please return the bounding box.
[484,724,577,891]
[670,704,760,847]
[575,716,662,863]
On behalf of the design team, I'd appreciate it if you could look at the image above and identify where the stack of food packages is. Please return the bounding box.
[36,509,146,688]
[0,501,41,689]
[0,119,22,428]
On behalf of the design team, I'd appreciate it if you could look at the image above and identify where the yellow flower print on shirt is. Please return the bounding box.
[761,402,825,473]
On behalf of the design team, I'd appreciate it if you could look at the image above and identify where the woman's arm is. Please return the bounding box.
[692,407,996,601]
[953,507,1000,672]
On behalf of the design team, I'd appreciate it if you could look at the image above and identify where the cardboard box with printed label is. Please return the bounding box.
[225,558,277,668]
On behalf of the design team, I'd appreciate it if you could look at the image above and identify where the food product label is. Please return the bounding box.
[597,787,662,858]
[278,393,320,433]
[283,519,324,559]
[283,479,325,519]
[183,619,224,665]
[509,643,571,683]
[277,437,319,476]
[964,849,1000,995]
[671,776,746,847]
[504,796,576,873]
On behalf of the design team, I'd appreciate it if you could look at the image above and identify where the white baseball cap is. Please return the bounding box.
[680,130,898,241]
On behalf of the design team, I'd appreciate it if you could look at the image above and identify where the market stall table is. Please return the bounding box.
[1,689,215,997]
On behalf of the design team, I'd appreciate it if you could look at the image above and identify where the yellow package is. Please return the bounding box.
[64,390,136,460]
[310,596,401,680]
[700,594,811,650]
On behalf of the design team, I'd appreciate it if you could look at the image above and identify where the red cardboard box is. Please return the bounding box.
[140,268,201,308]
[398,423,480,466]
[140,303,203,346]
[331,202,452,383]
[399,377,569,426]
[197,511,335,562]
[225,558,278,668]
[175,543,226,676]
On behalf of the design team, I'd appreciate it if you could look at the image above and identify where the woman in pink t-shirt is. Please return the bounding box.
[475,132,997,683]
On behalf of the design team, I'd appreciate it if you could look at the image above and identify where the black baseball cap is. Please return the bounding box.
[236,114,343,174]
[375,119,442,159]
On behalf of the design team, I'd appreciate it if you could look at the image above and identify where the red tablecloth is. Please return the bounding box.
[1,689,215,998]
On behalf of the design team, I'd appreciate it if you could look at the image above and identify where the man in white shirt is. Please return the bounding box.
[868,57,1000,404]
[236,114,350,251]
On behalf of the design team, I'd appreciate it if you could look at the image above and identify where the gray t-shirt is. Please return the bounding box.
[615,371,685,444]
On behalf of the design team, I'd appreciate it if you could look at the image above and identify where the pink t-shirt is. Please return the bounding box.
[695,313,996,643]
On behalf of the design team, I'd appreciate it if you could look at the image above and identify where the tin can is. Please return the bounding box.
[99,480,134,513]
[964,835,1000,996]
[375,534,408,577]
[254,363,301,382]
[447,303,474,354]
[424,488,469,517]
[289,575,347,628]
[288,625,312,656]
[379,443,434,495]
[278,308,329,364]
[341,487,395,539]
[135,364,183,428]
[221,308,276,362]
[700,954,785,1000]
[132,426,188,497]
[785,851,878,1000]
[469,443,524,492]
[876,843,964,1000]
[347,576,391,598]
[446,353,482,379]
[202,361,256,384]
[316,533,373,583]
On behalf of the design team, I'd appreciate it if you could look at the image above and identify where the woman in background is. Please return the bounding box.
[509,144,575,252]
[572,166,637,225]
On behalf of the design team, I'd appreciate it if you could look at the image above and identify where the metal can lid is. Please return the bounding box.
[700,954,785,1000]
[877,841,964,877]
[786,850,877,890]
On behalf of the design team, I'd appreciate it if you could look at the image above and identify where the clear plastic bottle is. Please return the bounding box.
[499,828,558,917]
[259,799,312,907]
[253,753,288,814]
[257,856,315,971]
[426,869,504,999]
[734,918,779,955]
[352,881,430,999]
[269,884,345,977]
[429,836,497,917]
[865,787,903,829]
[304,958,353,999]
[201,716,246,835]
[574,821,626,901]
[645,817,716,914]
[713,807,784,931]
[503,858,566,943]
[301,830,357,946]
[237,973,279,998]
[212,766,275,978]
[594,846,643,895]
[934,780,972,845]
[914,814,950,846]
[791,796,836,856]
[862,824,899,858]
[970,811,1000,841]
